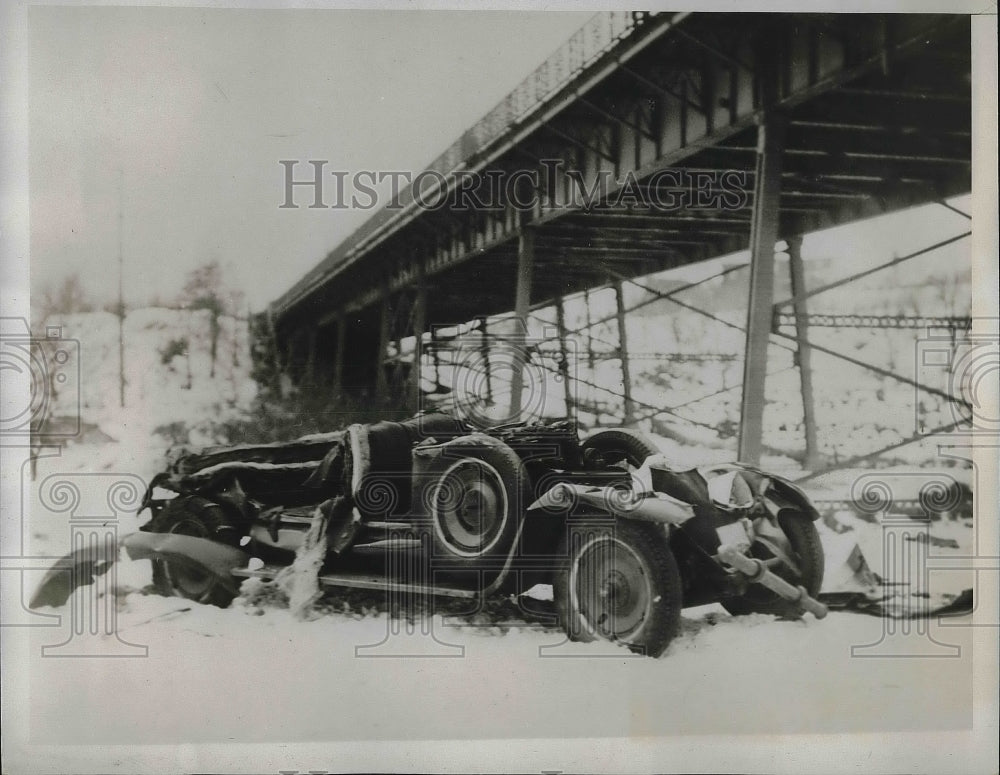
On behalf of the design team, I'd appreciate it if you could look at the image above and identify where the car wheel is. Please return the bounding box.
[149,496,240,607]
[581,428,659,471]
[555,520,682,657]
[426,442,526,566]
[721,510,825,619]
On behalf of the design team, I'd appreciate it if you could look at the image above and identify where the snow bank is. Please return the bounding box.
[42,307,256,443]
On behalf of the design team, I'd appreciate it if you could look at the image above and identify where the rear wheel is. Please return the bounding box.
[581,429,659,471]
[721,511,824,619]
[149,496,240,607]
[555,520,682,657]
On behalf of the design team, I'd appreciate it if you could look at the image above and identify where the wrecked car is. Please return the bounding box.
[33,414,827,657]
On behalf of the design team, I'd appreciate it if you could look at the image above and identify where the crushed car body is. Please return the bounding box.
[33,413,832,656]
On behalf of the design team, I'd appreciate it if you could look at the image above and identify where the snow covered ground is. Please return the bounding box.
[22,587,974,745]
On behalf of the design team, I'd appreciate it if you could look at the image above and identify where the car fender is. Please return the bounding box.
[121,532,250,595]
[412,432,526,497]
[527,482,695,526]
[701,462,820,520]
[29,532,250,609]
[412,432,516,461]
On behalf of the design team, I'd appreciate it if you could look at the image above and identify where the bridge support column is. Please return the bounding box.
[333,313,346,395]
[556,296,574,420]
[411,264,426,410]
[376,285,391,398]
[737,110,785,465]
[584,288,595,372]
[305,327,318,385]
[479,317,493,406]
[509,227,534,419]
[291,330,308,384]
[614,281,634,425]
[787,235,820,469]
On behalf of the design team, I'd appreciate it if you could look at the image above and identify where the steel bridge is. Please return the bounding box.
[266,11,971,469]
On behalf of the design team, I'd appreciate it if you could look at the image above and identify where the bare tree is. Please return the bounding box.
[180,261,226,378]
[34,273,94,329]
[178,260,247,379]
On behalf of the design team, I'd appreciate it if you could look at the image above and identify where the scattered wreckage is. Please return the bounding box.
[32,414,829,656]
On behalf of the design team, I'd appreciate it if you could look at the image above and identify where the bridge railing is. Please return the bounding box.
[460,11,643,160]
[363,12,646,237]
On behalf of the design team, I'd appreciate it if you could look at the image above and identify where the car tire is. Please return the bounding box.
[425,441,527,568]
[148,496,240,607]
[721,510,825,619]
[581,428,659,470]
[555,519,683,657]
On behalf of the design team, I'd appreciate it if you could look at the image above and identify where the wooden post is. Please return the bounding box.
[556,295,574,420]
[509,227,534,419]
[737,110,785,464]
[787,235,820,469]
[614,281,634,425]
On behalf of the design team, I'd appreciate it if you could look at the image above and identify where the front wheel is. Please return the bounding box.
[148,496,240,607]
[721,511,824,619]
[555,520,683,657]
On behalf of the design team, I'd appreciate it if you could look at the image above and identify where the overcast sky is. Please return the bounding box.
[29,7,592,310]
